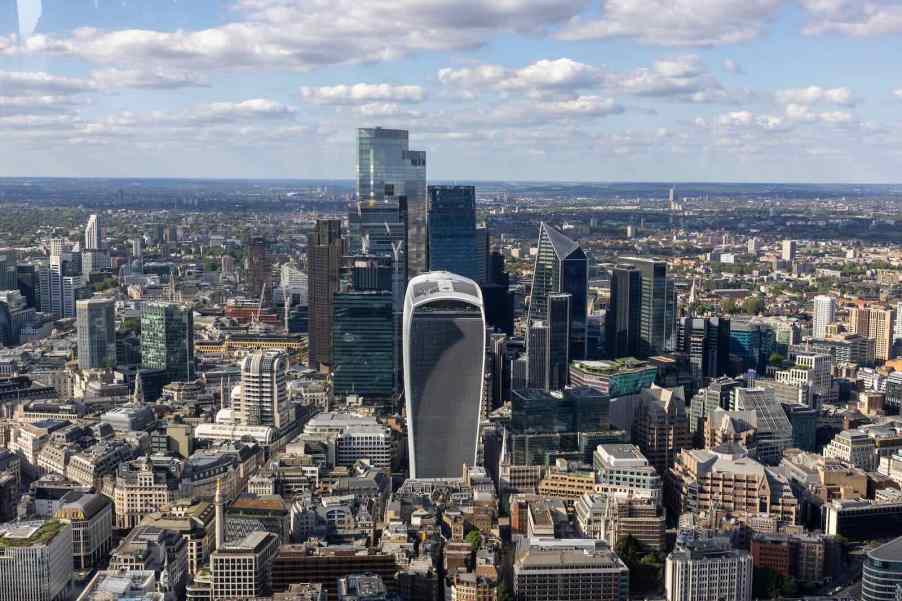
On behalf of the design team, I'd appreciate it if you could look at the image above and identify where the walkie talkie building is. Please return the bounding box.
[403,272,485,479]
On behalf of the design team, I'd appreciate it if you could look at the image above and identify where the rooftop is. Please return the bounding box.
[0,519,65,548]
[869,535,902,563]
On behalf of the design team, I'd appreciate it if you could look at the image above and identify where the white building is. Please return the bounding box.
[781,240,796,262]
[301,412,392,469]
[0,519,73,601]
[665,535,752,601]
[823,429,878,472]
[237,351,291,432]
[84,214,101,251]
[812,295,837,340]
[592,443,662,503]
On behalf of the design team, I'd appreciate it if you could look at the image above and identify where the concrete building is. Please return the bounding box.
[54,491,113,571]
[113,458,179,529]
[665,535,752,601]
[812,295,837,340]
[513,537,629,601]
[210,531,280,601]
[238,351,291,432]
[631,385,690,475]
[823,429,878,472]
[0,519,72,601]
[301,412,392,469]
[593,443,663,502]
[575,492,665,552]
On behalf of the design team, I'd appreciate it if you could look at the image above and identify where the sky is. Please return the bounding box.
[0,0,901,182]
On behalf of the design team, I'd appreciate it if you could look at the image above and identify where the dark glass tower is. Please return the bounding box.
[606,266,642,359]
[426,185,478,281]
[527,321,548,390]
[621,257,676,357]
[246,236,272,306]
[141,302,194,384]
[307,220,343,369]
[527,223,588,360]
[403,272,485,479]
[331,290,395,398]
[546,293,571,391]
[678,316,731,385]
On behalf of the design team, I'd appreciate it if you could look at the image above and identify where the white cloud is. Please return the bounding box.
[800,0,902,36]
[775,85,854,106]
[0,95,79,116]
[300,84,425,104]
[611,55,748,103]
[557,0,783,46]
[536,96,623,116]
[438,58,603,97]
[90,68,208,90]
[893,89,902,99]
[189,99,297,124]
[0,71,95,96]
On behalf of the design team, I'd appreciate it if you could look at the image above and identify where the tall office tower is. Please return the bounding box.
[426,185,478,280]
[332,290,395,399]
[141,302,194,384]
[631,385,690,475]
[238,351,291,431]
[511,355,529,392]
[404,272,485,479]
[49,255,63,317]
[280,263,308,307]
[131,238,143,271]
[781,239,797,262]
[344,255,393,293]
[546,293,571,391]
[665,535,753,601]
[621,257,677,357]
[16,264,37,308]
[0,519,73,601]
[246,236,272,305]
[812,295,836,339]
[35,263,52,313]
[848,305,870,336]
[61,275,81,318]
[528,223,588,360]
[84,214,101,250]
[527,321,549,390]
[76,298,116,370]
[474,226,490,284]
[606,265,641,359]
[688,377,740,435]
[868,306,897,362]
[49,238,66,258]
[307,220,343,369]
[356,128,427,278]
[677,316,731,385]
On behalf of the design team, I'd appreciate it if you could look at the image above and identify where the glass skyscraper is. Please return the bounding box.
[547,293,571,391]
[332,290,396,398]
[356,128,427,279]
[426,185,478,281]
[76,297,116,370]
[307,219,343,369]
[527,223,588,360]
[621,257,677,357]
[403,272,485,479]
[141,302,194,384]
[606,265,641,359]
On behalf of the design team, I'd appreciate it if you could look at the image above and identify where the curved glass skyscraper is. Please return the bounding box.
[403,272,485,479]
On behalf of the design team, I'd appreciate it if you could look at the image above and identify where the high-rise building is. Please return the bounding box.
[84,214,101,251]
[403,272,485,479]
[426,185,477,280]
[526,321,549,390]
[631,385,690,475]
[331,290,396,399]
[474,226,490,285]
[606,265,641,359]
[621,257,677,356]
[238,351,291,432]
[0,519,72,601]
[677,316,731,385]
[862,535,902,601]
[781,239,797,262]
[812,295,836,340]
[868,306,897,362]
[210,531,280,601]
[546,293,571,391]
[76,298,116,370]
[307,220,343,369]
[665,535,753,601]
[356,128,427,278]
[141,302,194,384]
[246,236,272,306]
[528,223,588,360]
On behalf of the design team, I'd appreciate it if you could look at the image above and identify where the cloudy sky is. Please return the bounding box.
[1,0,901,182]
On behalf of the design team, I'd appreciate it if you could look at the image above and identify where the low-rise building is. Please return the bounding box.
[513,538,629,601]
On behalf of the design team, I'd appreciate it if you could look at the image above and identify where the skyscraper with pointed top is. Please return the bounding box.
[527,223,588,360]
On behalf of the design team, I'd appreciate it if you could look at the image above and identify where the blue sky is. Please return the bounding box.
[1,0,901,182]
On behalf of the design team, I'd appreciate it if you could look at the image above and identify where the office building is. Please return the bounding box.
[862,535,902,601]
[546,293,571,391]
[427,185,478,280]
[141,302,194,384]
[246,236,272,305]
[811,333,875,367]
[513,538,629,601]
[868,306,897,362]
[76,298,116,370]
[301,412,393,469]
[526,321,549,390]
[665,535,752,601]
[575,492,666,552]
[210,531,279,601]
[677,316,730,384]
[606,265,641,359]
[731,387,794,465]
[528,223,588,360]
[332,290,396,398]
[729,318,776,374]
[307,219,343,369]
[84,214,101,251]
[356,127,427,278]
[404,272,485,478]
[621,257,677,356]
[688,377,739,435]
[631,385,690,475]
[0,519,72,601]
[781,240,796,262]
[54,491,113,571]
[812,295,836,340]
[823,429,878,472]
[238,351,291,432]
[569,358,657,397]
[592,443,663,502]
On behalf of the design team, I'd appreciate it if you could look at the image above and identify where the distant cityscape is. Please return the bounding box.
[0,125,900,601]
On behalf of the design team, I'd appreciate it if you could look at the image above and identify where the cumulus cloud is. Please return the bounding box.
[0,71,96,96]
[189,99,297,124]
[438,58,604,97]
[300,84,425,104]
[775,85,855,106]
[536,96,624,116]
[557,0,783,46]
[90,68,208,90]
[722,59,743,74]
[800,0,902,36]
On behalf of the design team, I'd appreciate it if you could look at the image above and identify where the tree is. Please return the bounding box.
[464,529,482,551]
[721,298,741,314]
[768,352,785,367]
[742,295,765,315]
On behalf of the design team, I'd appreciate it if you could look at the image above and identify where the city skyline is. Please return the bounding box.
[0,2,900,182]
